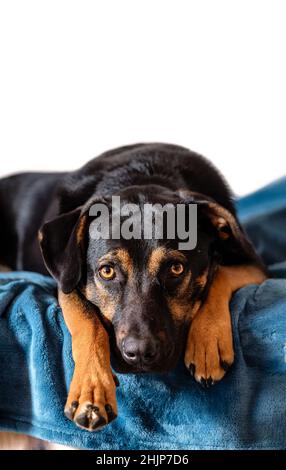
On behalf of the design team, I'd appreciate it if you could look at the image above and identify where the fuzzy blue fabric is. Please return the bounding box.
[0,178,286,450]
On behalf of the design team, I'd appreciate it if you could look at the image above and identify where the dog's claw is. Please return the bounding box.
[113,374,120,387]
[64,400,79,420]
[206,377,214,387]
[189,363,196,376]
[221,360,231,372]
[199,376,217,388]
[105,404,117,423]
[200,378,207,388]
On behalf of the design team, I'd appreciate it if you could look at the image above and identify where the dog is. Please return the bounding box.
[0,143,266,446]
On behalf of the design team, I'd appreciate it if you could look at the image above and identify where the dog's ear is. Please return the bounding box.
[178,190,259,264]
[198,199,259,264]
[39,208,88,294]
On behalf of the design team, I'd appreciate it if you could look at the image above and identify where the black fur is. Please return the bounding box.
[0,143,263,373]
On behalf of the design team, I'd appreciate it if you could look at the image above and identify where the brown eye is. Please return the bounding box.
[99,265,115,280]
[170,263,184,276]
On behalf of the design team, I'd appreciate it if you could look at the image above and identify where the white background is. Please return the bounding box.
[0,1,285,195]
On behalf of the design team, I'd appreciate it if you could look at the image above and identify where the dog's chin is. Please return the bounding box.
[111,358,177,374]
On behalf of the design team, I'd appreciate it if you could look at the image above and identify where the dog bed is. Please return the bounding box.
[0,178,286,450]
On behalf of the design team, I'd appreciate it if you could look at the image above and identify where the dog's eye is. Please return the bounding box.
[169,263,184,276]
[99,265,116,280]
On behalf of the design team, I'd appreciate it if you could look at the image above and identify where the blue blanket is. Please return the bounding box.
[0,178,286,450]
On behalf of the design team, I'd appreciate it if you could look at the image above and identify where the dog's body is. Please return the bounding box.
[0,143,267,448]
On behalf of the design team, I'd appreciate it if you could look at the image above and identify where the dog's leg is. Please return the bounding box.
[59,290,118,431]
[184,265,267,385]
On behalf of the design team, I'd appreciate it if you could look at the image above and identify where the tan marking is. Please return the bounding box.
[76,214,88,245]
[115,248,133,276]
[167,299,189,321]
[168,297,200,323]
[167,250,188,263]
[97,253,115,264]
[84,282,117,322]
[168,272,192,322]
[147,247,166,276]
[97,249,133,276]
[167,269,209,323]
[185,264,267,383]
[84,282,96,300]
[117,329,127,343]
[95,293,116,322]
[166,266,194,322]
[58,290,117,431]
[147,248,187,276]
[100,304,116,322]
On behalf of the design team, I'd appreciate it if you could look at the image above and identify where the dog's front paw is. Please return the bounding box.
[64,368,118,431]
[184,308,234,387]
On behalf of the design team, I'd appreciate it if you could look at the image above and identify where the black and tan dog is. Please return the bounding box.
[0,143,266,433]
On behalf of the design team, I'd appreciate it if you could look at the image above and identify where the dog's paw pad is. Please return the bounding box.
[74,403,107,431]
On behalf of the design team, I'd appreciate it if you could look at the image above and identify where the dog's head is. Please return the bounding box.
[40,185,256,373]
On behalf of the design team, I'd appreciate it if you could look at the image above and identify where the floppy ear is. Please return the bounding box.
[198,200,260,264]
[39,208,88,294]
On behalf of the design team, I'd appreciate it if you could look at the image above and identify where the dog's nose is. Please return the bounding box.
[122,336,159,366]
